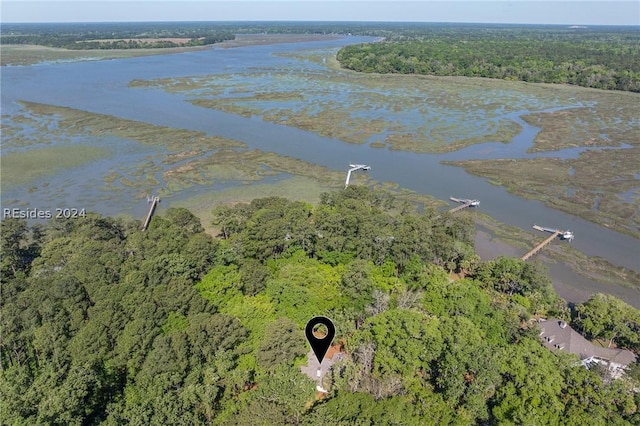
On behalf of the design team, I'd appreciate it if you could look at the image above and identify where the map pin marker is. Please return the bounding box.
[305,316,335,364]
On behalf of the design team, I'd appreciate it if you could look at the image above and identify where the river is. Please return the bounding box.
[1,36,638,306]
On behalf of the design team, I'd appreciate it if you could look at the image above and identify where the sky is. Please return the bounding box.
[1,1,638,25]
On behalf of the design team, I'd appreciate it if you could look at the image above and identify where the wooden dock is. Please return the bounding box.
[142,196,160,231]
[521,230,560,261]
[448,202,473,213]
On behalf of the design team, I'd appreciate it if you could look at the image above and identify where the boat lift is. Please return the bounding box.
[532,225,574,241]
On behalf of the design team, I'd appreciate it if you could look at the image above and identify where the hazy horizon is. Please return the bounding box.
[2,1,638,26]
[2,20,638,27]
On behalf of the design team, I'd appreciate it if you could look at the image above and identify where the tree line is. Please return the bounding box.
[1,187,639,424]
[1,22,234,49]
[337,31,640,92]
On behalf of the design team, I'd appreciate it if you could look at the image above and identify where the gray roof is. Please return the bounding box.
[300,348,345,382]
[538,318,636,367]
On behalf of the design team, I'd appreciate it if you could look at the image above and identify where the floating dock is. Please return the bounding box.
[142,196,160,231]
[345,164,371,188]
[533,225,554,233]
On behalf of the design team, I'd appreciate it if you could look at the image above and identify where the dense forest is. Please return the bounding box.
[336,28,640,92]
[2,187,639,424]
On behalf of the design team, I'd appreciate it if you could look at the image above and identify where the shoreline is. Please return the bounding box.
[0,34,347,66]
[212,33,345,49]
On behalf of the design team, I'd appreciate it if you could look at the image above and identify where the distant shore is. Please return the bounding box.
[212,33,344,49]
[1,33,346,66]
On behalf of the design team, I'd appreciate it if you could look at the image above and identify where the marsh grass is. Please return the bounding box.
[1,44,215,66]
[18,101,246,152]
[2,110,72,151]
[474,211,540,251]
[172,176,331,235]
[7,101,379,201]
[446,147,640,238]
[521,90,640,153]
[555,243,640,290]
[136,65,572,153]
[103,171,120,183]
[1,145,109,188]
[164,150,204,165]
[136,50,640,157]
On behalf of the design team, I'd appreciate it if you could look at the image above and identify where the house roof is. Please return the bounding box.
[300,345,345,382]
[538,318,636,367]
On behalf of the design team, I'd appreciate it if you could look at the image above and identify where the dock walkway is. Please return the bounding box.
[447,196,479,213]
[448,202,473,213]
[142,196,160,231]
[521,230,560,261]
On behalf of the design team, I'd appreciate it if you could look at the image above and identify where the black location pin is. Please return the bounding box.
[305,316,335,364]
